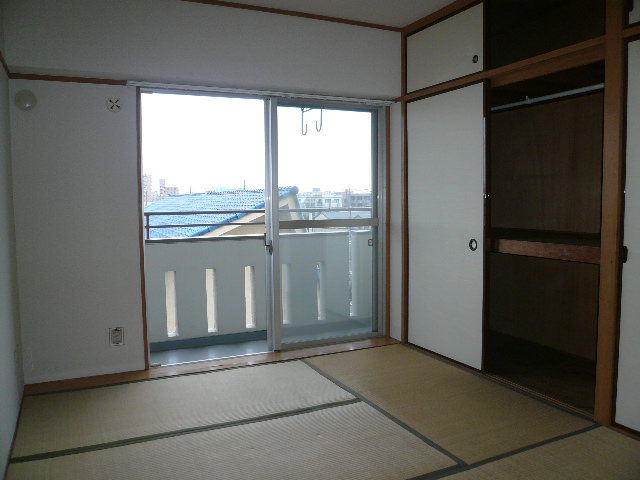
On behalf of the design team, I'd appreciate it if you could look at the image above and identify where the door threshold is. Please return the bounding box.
[484,372,595,419]
[150,339,269,367]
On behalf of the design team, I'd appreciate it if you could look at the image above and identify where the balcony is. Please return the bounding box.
[144,211,376,359]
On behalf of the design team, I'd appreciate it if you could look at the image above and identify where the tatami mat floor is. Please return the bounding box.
[7,344,640,479]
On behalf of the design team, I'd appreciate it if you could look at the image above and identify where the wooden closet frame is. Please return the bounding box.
[400,0,634,427]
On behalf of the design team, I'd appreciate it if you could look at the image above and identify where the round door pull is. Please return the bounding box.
[472,55,479,63]
[469,239,478,251]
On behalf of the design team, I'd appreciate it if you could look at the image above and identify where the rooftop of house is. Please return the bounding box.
[145,186,299,239]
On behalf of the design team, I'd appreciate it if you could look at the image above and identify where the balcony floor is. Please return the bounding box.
[150,320,375,366]
[150,340,269,366]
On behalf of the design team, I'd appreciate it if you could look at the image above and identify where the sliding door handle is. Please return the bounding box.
[263,234,274,255]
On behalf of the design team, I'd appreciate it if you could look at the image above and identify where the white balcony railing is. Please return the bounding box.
[145,231,373,345]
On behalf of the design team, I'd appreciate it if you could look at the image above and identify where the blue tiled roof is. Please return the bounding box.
[145,187,298,239]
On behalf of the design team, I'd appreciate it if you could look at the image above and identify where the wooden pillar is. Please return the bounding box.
[401,31,410,343]
[595,0,627,424]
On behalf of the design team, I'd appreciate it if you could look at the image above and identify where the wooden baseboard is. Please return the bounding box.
[23,337,399,396]
[610,423,640,441]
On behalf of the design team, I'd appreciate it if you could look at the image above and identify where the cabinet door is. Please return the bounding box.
[407,83,485,369]
[406,4,483,93]
[617,39,640,432]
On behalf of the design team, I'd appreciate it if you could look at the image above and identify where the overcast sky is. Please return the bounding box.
[141,93,373,195]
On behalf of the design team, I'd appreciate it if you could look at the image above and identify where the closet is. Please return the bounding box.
[406,0,607,413]
[486,64,605,412]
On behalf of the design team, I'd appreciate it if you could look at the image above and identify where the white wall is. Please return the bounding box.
[389,102,402,340]
[0,0,4,53]
[617,39,640,432]
[3,0,401,100]
[3,0,400,386]
[631,0,640,25]
[0,57,24,477]
[10,79,145,384]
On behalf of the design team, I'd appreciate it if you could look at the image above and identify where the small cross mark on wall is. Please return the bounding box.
[106,97,122,112]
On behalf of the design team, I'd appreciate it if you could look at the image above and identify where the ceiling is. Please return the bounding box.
[219,0,458,29]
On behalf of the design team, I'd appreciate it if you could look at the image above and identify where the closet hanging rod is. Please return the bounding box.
[491,83,604,112]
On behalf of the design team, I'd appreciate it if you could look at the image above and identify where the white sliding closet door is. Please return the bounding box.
[407,83,485,369]
[617,40,640,432]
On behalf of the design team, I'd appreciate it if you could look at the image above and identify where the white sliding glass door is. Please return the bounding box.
[142,93,271,362]
[143,92,383,358]
[270,103,380,348]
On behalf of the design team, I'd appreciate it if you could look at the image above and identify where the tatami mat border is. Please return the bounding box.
[412,424,602,480]
[10,343,622,480]
[302,343,601,477]
[10,398,361,464]
[301,358,467,466]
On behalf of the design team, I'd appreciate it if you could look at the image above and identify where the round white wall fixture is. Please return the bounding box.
[14,90,37,111]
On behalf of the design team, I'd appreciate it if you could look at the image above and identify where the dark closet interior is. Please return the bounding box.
[486,63,605,413]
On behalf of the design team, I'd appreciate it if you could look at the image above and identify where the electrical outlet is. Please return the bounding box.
[109,327,124,346]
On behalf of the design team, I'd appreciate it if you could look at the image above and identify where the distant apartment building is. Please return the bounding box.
[142,174,152,195]
[298,188,344,211]
[159,178,179,198]
[143,175,179,205]
[296,188,373,220]
[142,175,157,205]
[343,190,372,208]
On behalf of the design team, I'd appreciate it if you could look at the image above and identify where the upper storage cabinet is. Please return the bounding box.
[406,3,484,93]
[488,0,605,69]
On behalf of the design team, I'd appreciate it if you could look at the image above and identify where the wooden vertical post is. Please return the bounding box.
[401,98,409,344]
[385,106,392,338]
[595,0,627,424]
[401,31,410,343]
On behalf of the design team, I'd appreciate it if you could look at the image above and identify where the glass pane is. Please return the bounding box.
[141,93,267,238]
[142,93,269,365]
[277,106,377,345]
